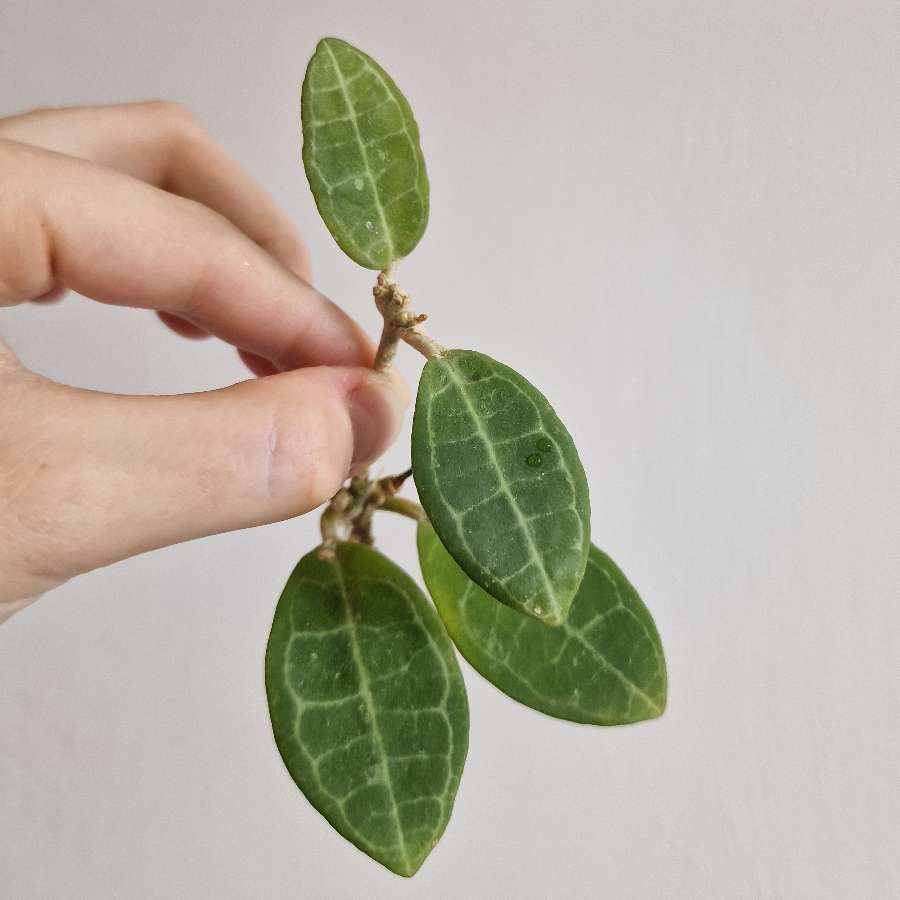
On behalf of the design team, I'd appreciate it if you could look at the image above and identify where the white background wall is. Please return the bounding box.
[1,2,897,897]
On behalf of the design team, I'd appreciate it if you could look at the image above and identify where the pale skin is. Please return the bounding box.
[0,101,409,622]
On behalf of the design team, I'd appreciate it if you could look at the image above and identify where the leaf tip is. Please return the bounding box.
[628,685,667,724]
[393,859,423,879]
[316,35,347,52]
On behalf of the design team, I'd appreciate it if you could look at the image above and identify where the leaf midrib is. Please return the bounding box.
[461,552,664,716]
[322,40,395,262]
[442,361,561,619]
[330,552,411,871]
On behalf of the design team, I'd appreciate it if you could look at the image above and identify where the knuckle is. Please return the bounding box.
[150,100,206,145]
[142,100,205,147]
[176,245,225,322]
[166,203,252,319]
[145,99,195,124]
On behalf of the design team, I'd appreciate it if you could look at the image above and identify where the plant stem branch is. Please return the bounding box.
[372,271,446,371]
[318,468,417,555]
[318,271,440,550]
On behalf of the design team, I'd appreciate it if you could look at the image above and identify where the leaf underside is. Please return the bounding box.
[265,542,468,877]
[411,349,591,625]
[418,523,667,724]
[301,36,429,269]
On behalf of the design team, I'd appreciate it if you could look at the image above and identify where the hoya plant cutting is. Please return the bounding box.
[264,36,667,877]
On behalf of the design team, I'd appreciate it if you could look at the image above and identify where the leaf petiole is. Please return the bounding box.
[379,495,427,522]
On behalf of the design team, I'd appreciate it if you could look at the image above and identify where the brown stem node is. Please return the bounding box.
[372,272,446,371]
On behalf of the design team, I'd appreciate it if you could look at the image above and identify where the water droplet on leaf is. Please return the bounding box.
[365,220,374,231]
[525,453,543,468]
[536,437,553,453]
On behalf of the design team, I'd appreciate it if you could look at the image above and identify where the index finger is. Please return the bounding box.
[0,140,373,371]
[0,101,311,282]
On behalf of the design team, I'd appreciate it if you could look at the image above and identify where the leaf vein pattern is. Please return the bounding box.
[442,365,556,607]
[321,40,395,261]
[428,358,586,618]
[457,557,663,717]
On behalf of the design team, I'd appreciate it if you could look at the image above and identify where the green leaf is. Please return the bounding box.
[265,542,468,877]
[411,349,591,625]
[418,523,666,724]
[301,36,429,269]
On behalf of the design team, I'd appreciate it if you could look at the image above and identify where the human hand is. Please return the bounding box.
[0,102,407,620]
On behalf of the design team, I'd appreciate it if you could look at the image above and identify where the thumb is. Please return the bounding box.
[0,365,406,605]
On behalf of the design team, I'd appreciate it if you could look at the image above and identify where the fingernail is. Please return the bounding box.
[346,375,405,472]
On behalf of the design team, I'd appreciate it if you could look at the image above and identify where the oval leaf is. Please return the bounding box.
[301,37,429,269]
[411,349,590,625]
[418,523,666,724]
[265,542,468,877]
